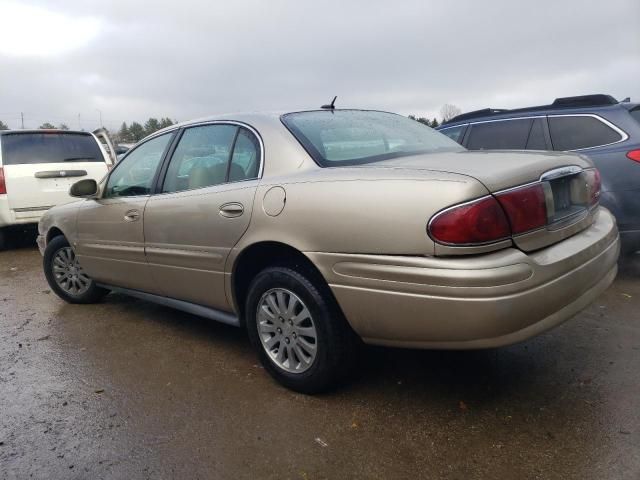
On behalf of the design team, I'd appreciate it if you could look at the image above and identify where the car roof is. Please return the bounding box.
[440,94,636,128]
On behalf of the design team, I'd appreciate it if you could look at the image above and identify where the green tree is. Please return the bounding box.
[39,122,56,129]
[0,120,8,130]
[58,123,69,130]
[409,115,433,127]
[128,122,145,142]
[144,117,161,135]
[118,122,130,142]
[430,118,439,128]
[159,117,174,129]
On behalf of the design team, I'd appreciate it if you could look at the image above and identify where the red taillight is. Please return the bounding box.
[583,168,601,206]
[495,184,547,234]
[627,149,640,163]
[0,168,6,195]
[429,196,511,245]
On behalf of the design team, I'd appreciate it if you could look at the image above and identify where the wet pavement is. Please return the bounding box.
[1,245,639,480]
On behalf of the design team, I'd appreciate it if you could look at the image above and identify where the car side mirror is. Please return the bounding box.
[69,179,98,198]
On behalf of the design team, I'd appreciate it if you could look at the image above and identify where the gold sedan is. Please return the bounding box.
[37,109,619,392]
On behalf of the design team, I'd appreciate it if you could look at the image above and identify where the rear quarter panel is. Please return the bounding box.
[233,168,489,257]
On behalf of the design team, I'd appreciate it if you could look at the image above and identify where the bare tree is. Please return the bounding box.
[440,104,462,122]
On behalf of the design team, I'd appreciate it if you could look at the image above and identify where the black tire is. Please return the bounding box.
[246,266,359,393]
[0,229,6,251]
[43,236,109,304]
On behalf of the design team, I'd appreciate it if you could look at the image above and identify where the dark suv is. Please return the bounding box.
[438,94,640,252]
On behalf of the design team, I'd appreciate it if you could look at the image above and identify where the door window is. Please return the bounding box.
[548,115,623,150]
[466,119,533,150]
[525,118,547,150]
[104,132,173,198]
[229,128,260,182]
[439,125,466,145]
[162,124,238,193]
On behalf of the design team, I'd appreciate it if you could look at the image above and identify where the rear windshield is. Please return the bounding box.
[1,132,104,165]
[281,110,463,167]
[630,107,640,125]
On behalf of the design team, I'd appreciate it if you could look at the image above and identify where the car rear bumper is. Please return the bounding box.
[306,208,619,349]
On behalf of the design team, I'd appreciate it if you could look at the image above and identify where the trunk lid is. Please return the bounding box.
[368,150,593,191]
[363,150,597,252]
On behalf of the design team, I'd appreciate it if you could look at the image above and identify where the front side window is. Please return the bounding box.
[281,110,463,167]
[1,132,104,165]
[439,125,466,145]
[104,132,173,198]
[549,115,622,150]
[162,124,238,193]
[466,118,533,150]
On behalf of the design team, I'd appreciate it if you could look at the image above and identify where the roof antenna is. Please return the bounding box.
[321,96,337,110]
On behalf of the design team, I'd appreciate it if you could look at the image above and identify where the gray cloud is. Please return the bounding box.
[1,0,638,131]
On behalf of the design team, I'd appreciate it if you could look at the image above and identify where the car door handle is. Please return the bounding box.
[219,202,244,218]
[124,209,141,222]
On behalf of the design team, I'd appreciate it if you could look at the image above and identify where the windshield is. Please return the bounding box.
[281,110,464,167]
[1,132,104,165]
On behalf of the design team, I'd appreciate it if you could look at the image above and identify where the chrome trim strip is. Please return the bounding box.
[98,284,240,327]
[438,123,469,131]
[462,115,547,126]
[539,165,583,182]
[13,205,54,212]
[441,113,628,151]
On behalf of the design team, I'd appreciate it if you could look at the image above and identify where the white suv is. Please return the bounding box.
[0,129,114,249]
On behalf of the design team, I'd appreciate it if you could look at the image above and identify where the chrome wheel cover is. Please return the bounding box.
[52,247,91,296]
[256,288,318,374]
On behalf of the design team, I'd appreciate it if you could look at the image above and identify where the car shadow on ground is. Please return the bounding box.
[78,289,546,406]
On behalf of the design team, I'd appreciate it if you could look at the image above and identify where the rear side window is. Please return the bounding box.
[229,128,260,182]
[0,132,104,165]
[466,119,533,150]
[439,125,466,144]
[162,124,238,193]
[548,116,622,150]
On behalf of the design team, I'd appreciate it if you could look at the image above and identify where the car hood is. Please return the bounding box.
[356,150,594,192]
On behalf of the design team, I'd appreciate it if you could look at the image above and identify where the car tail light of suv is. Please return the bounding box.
[626,149,640,163]
[428,167,601,247]
[0,167,6,194]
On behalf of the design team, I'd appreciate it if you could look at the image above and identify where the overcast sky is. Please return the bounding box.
[0,0,638,131]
